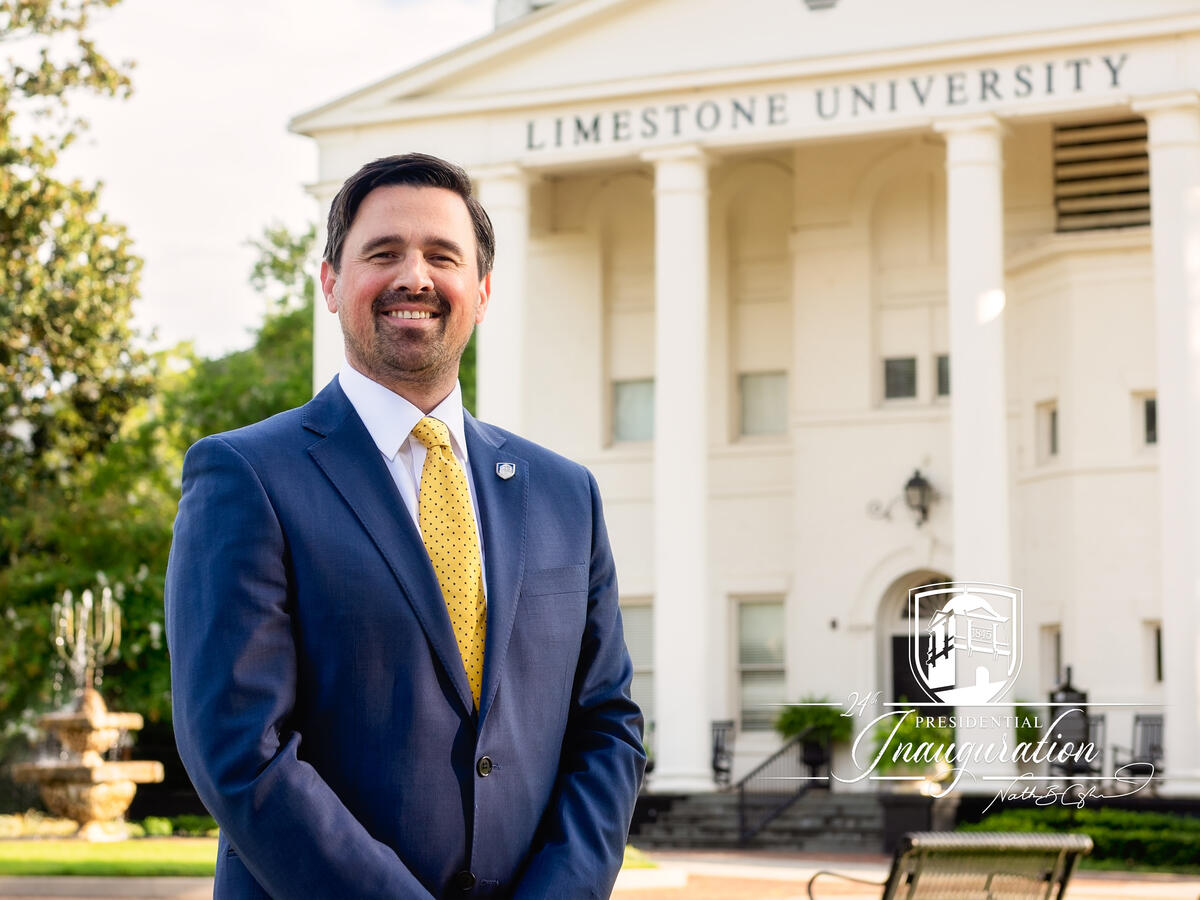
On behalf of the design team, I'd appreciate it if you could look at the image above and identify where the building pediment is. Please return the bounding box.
[291,0,1198,136]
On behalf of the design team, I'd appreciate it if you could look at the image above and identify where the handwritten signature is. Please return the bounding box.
[982,766,1155,815]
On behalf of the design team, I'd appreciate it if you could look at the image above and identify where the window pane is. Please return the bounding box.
[1145,397,1157,445]
[740,670,785,731]
[622,604,655,737]
[621,605,653,668]
[613,379,654,442]
[739,603,784,665]
[884,358,917,399]
[631,671,655,730]
[936,355,950,396]
[739,372,787,436]
[1037,401,1058,464]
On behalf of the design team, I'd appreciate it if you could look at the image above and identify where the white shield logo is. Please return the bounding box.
[908,582,1022,705]
[496,462,516,480]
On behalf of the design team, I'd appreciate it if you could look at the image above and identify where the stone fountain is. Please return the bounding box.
[13,586,163,841]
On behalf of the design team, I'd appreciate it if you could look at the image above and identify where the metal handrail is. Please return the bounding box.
[735,725,816,844]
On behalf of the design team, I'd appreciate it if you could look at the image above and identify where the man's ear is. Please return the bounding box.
[320,260,339,312]
[474,272,492,324]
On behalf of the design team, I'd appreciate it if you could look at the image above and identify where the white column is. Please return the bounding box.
[312,186,344,395]
[645,146,712,793]
[474,165,530,431]
[936,116,1011,585]
[937,116,1014,789]
[1133,93,1200,789]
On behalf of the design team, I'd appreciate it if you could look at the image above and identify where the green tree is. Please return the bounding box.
[460,333,476,415]
[0,0,145,509]
[0,0,152,806]
[160,223,316,448]
[0,218,321,809]
[0,0,147,697]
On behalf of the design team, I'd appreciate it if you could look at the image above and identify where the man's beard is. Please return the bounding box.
[343,287,469,388]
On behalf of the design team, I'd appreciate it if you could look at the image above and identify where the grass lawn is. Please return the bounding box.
[0,840,654,878]
[0,838,218,877]
[623,844,657,869]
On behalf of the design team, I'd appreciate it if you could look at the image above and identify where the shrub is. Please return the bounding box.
[171,814,218,837]
[141,816,172,837]
[961,806,1200,869]
[775,697,853,744]
[1012,702,1042,747]
[871,705,954,775]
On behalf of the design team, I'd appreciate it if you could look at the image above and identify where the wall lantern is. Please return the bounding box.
[868,469,936,527]
[904,470,932,525]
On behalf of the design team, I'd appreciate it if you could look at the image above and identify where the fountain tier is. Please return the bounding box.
[14,689,164,841]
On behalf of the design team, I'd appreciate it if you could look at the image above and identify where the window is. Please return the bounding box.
[621,601,654,739]
[737,600,785,731]
[612,379,654,442]
[1132,392,1157,450]
[1040,624,1062,690]
[936,355,950,397]
[739,371,787,436]
[1036,401,1059,463]
[1144,621,1163,685]
[884,357,917,400]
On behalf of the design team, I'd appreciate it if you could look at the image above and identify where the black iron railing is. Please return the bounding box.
[736,725,815,844]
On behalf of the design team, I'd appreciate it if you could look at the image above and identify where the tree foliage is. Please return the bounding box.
[160,223,315,447]
[0,0,144,511]
[0,7,323,818]
[0,217,317,811]
[0,0,151,806]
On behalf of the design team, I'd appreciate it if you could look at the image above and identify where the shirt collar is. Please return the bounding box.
[338,362,469,461]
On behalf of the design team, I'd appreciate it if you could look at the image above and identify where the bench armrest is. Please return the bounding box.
[807,869,886,900]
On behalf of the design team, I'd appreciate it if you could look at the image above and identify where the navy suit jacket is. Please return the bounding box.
[165,378,645,899]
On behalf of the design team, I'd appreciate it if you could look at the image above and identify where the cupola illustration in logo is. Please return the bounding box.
[908,582,1022,705]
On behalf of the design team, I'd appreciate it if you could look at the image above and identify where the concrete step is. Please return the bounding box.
[630,791,884,851]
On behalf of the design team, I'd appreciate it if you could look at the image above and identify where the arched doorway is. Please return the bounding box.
[877,569,951,710]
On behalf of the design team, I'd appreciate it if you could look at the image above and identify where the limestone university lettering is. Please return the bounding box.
[814,54,1128,119]
[523,52,1130,153]
[525,93,789,151]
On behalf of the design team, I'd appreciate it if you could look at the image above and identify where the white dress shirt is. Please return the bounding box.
[337,363,488,593]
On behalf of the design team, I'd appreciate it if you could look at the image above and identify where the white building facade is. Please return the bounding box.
[293,0,1200,794]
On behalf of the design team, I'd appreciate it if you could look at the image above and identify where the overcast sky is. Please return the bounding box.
[58,0,494,357]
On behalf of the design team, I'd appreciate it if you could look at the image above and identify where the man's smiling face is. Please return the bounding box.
[321,184,490,400]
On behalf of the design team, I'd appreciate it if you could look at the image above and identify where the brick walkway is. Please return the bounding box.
[614,850,1200,900]
[617,874,817,899]
[3,853,1200,898]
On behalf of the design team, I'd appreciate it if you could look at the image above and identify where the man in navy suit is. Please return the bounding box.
[165,153,645,898]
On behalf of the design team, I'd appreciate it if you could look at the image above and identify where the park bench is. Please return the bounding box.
[807,831,1094,899]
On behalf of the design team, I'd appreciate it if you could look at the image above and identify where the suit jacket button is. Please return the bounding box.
[452,870,475,893]
[476,755,493,777]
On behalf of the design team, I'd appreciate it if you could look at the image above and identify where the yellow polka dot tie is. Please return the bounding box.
[411,416,486,709]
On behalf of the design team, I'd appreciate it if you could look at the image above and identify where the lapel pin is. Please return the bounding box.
[496,462,516,480]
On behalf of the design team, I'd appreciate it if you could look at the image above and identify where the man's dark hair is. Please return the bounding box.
[323,153,495,276]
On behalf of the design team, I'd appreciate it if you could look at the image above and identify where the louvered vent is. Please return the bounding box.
[1054,118,1150,232]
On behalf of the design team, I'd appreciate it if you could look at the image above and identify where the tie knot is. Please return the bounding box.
[412,416,451,451]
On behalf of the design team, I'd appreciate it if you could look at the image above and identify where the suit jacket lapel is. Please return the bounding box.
[303,380,476,717]
[464,412,529,725]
